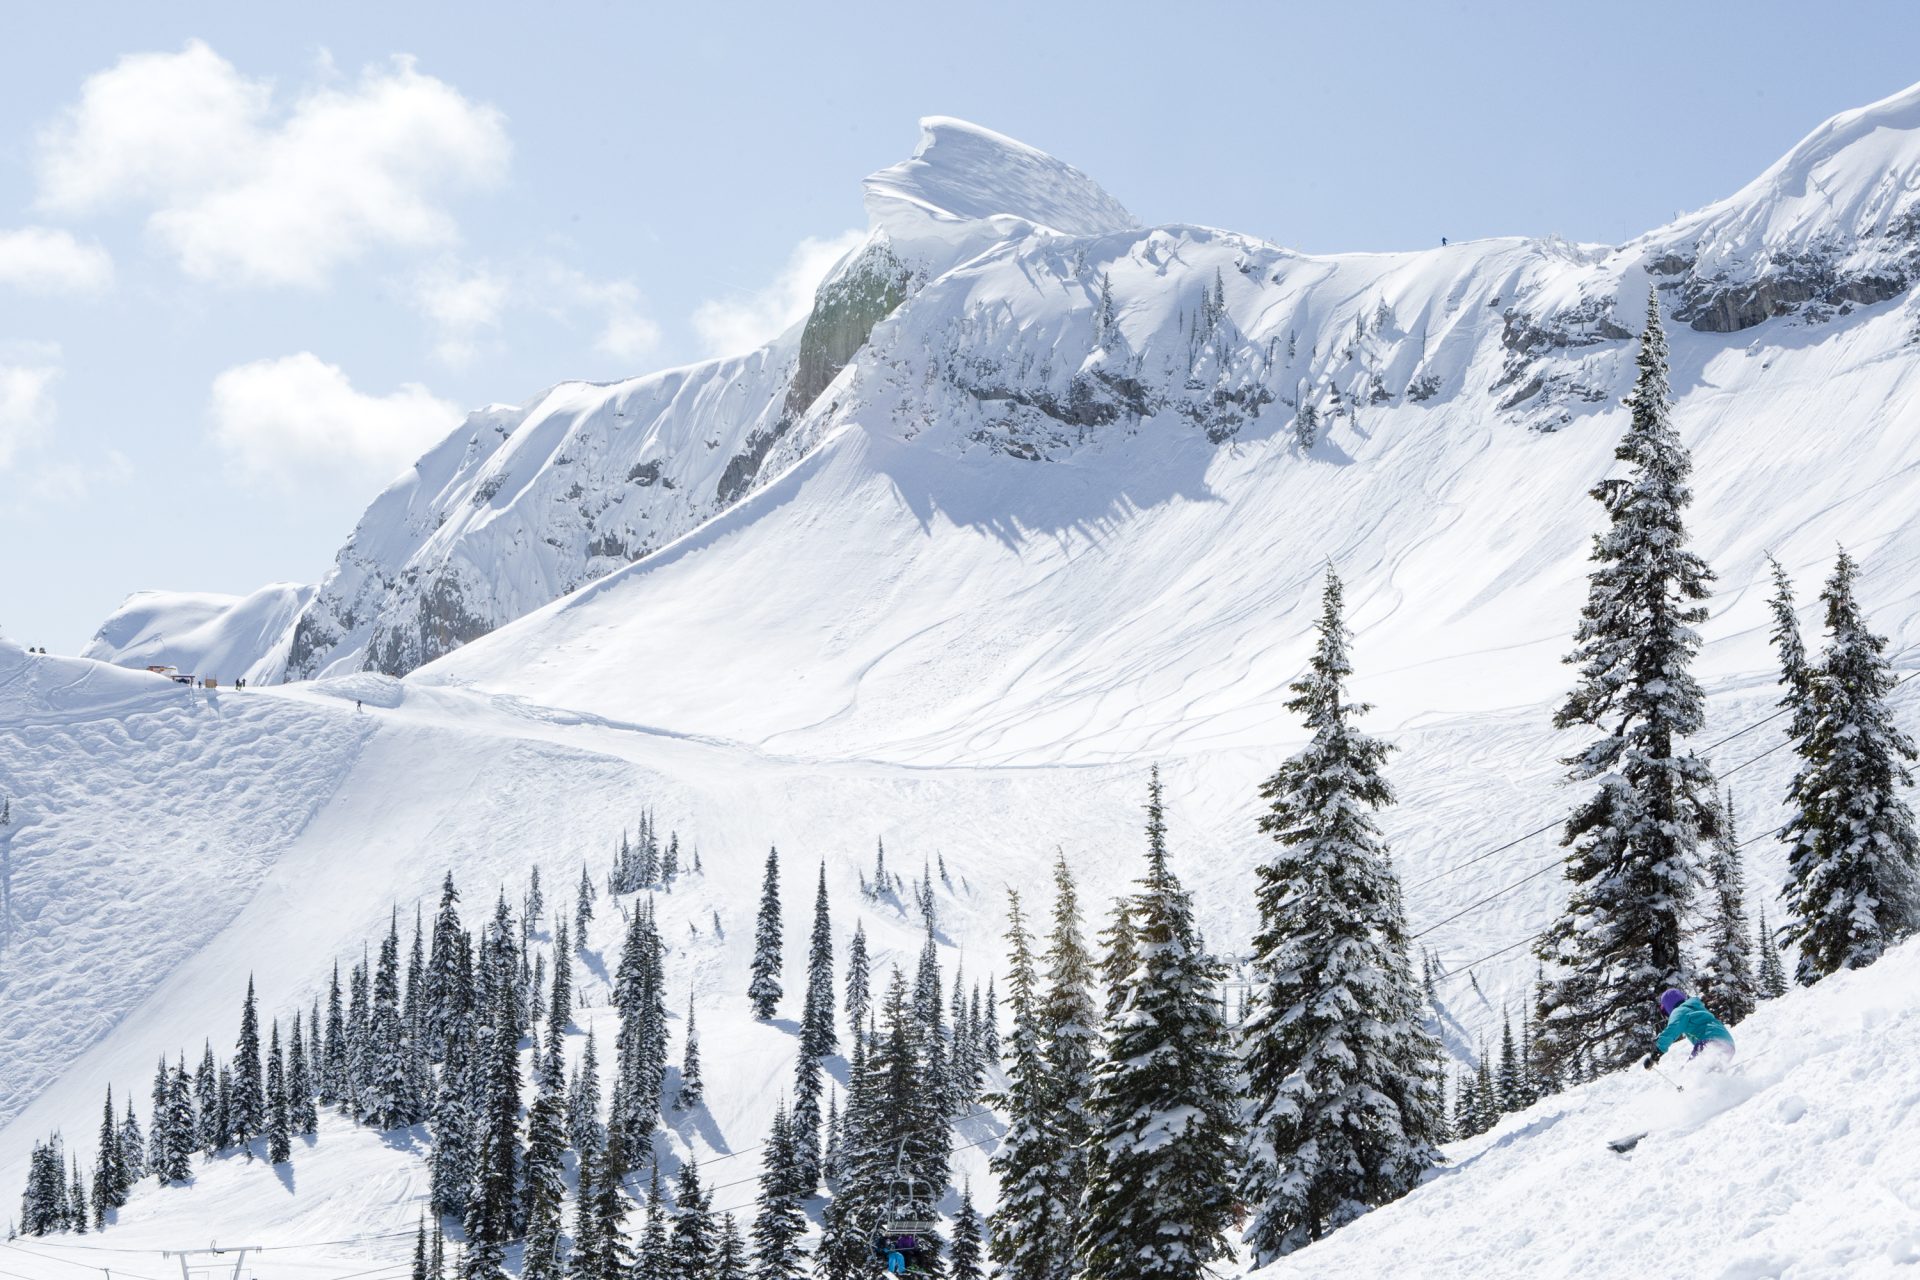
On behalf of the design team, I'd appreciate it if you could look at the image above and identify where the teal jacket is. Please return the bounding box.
[1655,997,1733,1053]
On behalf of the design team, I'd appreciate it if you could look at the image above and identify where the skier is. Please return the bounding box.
[1643,987,1734,1072]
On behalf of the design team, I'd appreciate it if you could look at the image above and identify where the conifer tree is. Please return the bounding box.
[1496,1014,1525,1114]
[193,1044,220,1153]
[1536,291,1717,1076]
[1081,770,1240,1280]
[367,913,424,1129]
[714,1213,748,1280]
[288,1017,318,1135]
[575,863,595,946]
[267,1020,291,1163]
[636,1165,669,1280]
[1039,851,1097,1233]
[430,1020,476,1219]
[676,998,704,1112]
[551,921,573,1032]
[987,892,1065,1280]
[1697,790,1757,1025]
[951,1182,985,1280]
[1781,548,1920,981]
[568,1029,604,1154]
[748,847,784,1019]
[426,873,467,1062]
[568,1136,605,1280]
[668,1159,714,1279]
[1756,909,1789,999]
[521,1019,570,1280]
[845,921,871,1044]
[611,897,669,1172]
[118,1099,145,1185]
[1097,897,1136,1021]
[322,962,347,1105]
[412,1218,430,1280]
[91,1086,128,1227]
[69,1156,86,1234]
[752,1103,806,1278]
[1767,554,1817,741]
[147,1058,170,1177]
[1472,1049,1499,1136]
[463,979,522,1279]
[232,976,266,1144]
[1238,572,1444,1261]
[163,1056,195,1181]
[792,863,837,1189]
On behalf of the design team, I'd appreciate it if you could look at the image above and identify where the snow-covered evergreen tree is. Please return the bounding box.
[366,912,424,1129]
[1237,570,1444,1261]
[266,1020,291,1163]
[1781,548,1920,981]
[1039,852,1097,1250]
[677,998,704,1112]
[231,976,266,1144]
[429,1020,476,1219]
[845,920,871,1044]
[951,1182,985,1280]
[753,1103,807,1278]
[987,892,1067,1280]
[568,1028,604,1155]
[611,897,669,1172]
[713,1213,748,1280]
[90,1086,128,1227]
[463,977,522,1280]
[668,1159,715,1279]
[321,962,347,1105]
[162,1056,194,1182]
[288,1016,318,1135]
[748,847,784,1020]
[792,862,836,1189]
[1756,908,1789,999]
[522,991,571,1280]
[1697,790,1757,1025]
[1081,768,1240,1280]
[1535,291,1717,1076]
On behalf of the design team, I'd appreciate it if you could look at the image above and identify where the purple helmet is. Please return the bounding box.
[1659,988,1688,1015]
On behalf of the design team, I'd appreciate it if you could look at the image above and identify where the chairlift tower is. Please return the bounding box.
[163,1243,260,1280]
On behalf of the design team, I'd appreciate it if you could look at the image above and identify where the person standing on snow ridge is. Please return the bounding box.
[1643,987,1734,1071]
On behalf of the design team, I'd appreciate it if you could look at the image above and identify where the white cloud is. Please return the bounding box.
[208,353,462,487]
[411,261,511,365]
[0,361,60,468]
[38,41,509,287]
[691,229,864,357]
[411,258,659,368]
[0,227,114,294]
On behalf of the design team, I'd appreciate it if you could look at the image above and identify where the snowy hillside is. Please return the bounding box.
[1256,938,1920,1278]
[83,584,313,685]
[9,82,1920,1280]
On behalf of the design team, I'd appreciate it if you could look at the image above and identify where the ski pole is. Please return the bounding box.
[1650,1062,1683,1093]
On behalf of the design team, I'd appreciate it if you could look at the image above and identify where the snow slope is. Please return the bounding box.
[82,584,313,685]
[1256,938,1920,1279]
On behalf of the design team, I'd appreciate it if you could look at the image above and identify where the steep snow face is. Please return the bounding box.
[1255,937,1920,1278]
[83,584,312,685]
[1639,80,1920,332]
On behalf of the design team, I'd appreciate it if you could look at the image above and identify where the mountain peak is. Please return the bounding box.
[862,116,1137,247]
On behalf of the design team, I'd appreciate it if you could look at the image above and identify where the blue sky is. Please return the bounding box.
[3,0,1918,650]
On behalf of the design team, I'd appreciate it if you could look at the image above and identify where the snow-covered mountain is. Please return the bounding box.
[81,584,312,685]
[99,85,1920,689]
[19,83,1920,1278]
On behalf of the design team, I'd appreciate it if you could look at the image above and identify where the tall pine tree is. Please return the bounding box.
[1535,291,1717,1075]
[1697,789,1757,1025]
[1780,548,1920,980]
[1080,769,1240,1280]
[748,848,784,1020]
[1237,570,1444,1261]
